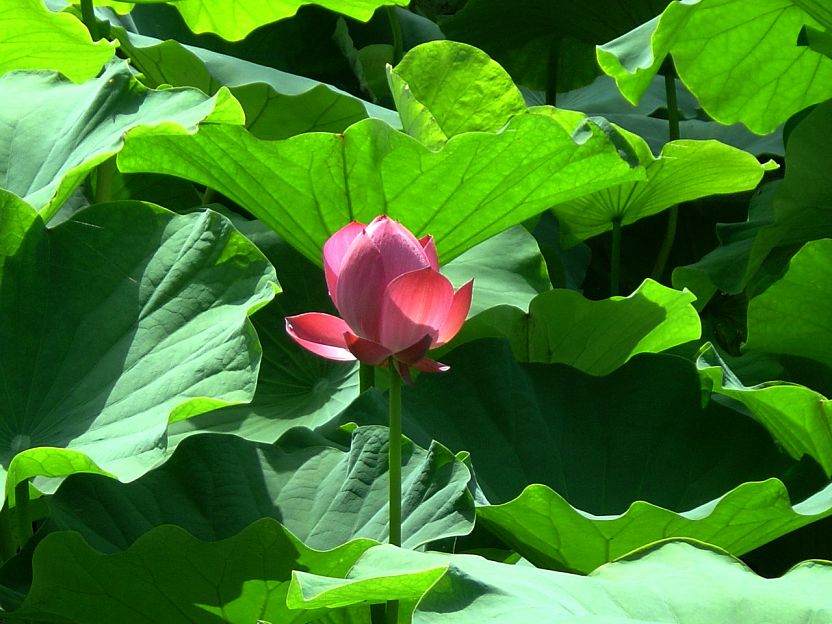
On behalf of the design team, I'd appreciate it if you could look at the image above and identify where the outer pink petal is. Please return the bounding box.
[323,221,365,307]
[365,216,430,281]
[394,334,433,365]
[336,232,386,341]
[379,268,454,353]
[285,313,356,361]
[345,334,391,366]
[410,356,450,373]
[433,280,474,348]
[419,235,439,271]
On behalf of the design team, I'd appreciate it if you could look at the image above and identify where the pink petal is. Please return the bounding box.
[433,280,474,348]
[324,221,365,307]
[394,334,433,365]
[365,216,430,281]
[419,235,439,271]
[411,356,450,373]
[345,334,391,366]
[285,313,356,361]
[336,232,386,342]
[379,268,454,353]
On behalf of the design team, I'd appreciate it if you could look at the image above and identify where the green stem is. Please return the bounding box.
[202,187,217,205]
[94,157,115,204]
[652,68,681,281]
[387,7,404,65]
[359,363,376,393]
[0,505,14,562]
[545,41,560,107]
[386,360,402,624]
[14,481,31,549]
[387,362,402,547]
[80,0,98,40]
[610,217,622,296]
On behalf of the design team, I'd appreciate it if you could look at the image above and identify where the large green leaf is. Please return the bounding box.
[168,0,410,41]
[0,0,115,81]
[288,541,832,622]
[698,344,832,476]
[114,29,401,139]
[46,427,474,550]
[0,196,276,506]
[674,98,832,298]
[10,519,374,624]
[479,479,832,574]
[597,0,832,134]
[118,112,645,264]
[454,279,700,375]
[387,41,527,148]
[0,62,243,221]
[745,238,832,369]
[548,133,775,245]
[335,340,828,572]
[442,0,668,92]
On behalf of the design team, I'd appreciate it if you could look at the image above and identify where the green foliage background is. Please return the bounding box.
[1,0,832,620]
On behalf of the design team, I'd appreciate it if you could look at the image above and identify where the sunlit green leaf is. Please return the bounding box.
[12,520,374,624]
[48,427,474,550]
[288,541,832,621]
[118,112,645,264]
[0,196,276,506]
[597,0,832,133]
[698,343,832,476]
[0,0,115,81]
[745,238,832,370]
[168,0,410,42]
[0,62,243,221]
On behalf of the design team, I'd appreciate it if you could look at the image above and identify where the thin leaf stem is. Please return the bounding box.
[386,360,402,624]
[652,69,682,281]
[0,505,14,562]
[14,480,31,549]
[80,0,98,41]
[546,41,559,106]
[94,156,116,204]
[610,217,622,296]
[202,187,217,205]
[387,7,404,65]
[359,363,376,393]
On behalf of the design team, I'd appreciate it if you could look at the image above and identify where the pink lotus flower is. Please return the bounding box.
[285,216,473,377]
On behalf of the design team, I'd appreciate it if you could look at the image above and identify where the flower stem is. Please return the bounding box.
[359,363,376,393]
[14,480,31,548]
[610,217,622,296]
[388,363,402,547]
[652,68,681,281]
[386,360,402,624]
[80,0,99,40]
[386,7,404,65]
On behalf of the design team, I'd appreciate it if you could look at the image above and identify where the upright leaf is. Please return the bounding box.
[597,0,832,134]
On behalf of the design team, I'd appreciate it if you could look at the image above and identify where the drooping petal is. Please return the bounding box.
[379,268,454,353]
[285,313,356,361]
[394,334,433,365]
[336,231,386,341]
[419,235,439,271]
[365,216,430,281]
[410,356,450,373]
[323,221,365,306]
[345,333,391,366]
[433,280,474,348]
